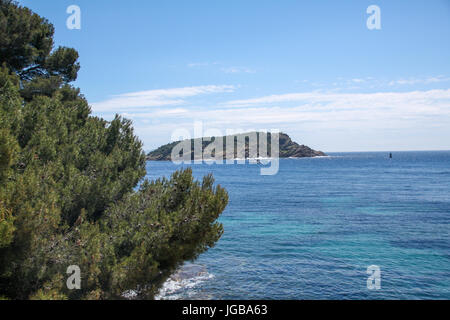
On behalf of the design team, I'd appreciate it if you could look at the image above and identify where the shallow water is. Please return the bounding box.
[145,151,450,299]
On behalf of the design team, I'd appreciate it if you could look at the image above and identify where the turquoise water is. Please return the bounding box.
[146,151,450,299]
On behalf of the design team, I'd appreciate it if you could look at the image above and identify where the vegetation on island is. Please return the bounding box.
[0,0,228,300]
[147,132,326,161]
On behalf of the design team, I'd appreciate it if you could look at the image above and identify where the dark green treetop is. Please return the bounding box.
[0,0,79,82]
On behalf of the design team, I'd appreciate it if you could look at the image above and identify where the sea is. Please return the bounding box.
[144,151,450,300]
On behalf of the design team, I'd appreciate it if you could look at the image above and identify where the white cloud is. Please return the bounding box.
[186,62,255,74]
[91,85,235,112]
[222,89,450,110]
[187,62,219,68]
[221,66,256,74]
[388,76,450,86]
[123,89,450,129]
[122,108,189,119]
[93,85,450,151]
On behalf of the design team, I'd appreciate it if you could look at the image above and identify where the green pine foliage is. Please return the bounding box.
[0,0,228,299]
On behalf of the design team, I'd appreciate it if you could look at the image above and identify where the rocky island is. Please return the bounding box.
[147,132,326,161]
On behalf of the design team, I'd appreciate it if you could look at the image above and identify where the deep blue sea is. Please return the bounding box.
[145,151,450,300]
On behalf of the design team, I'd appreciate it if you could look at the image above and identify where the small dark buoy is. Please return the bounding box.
[389,153,392,159]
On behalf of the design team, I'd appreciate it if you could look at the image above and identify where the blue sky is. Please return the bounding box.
[19,0,450,152]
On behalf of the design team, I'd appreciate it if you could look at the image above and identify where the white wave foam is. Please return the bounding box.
[154,264,214,300]
[288,156,333,159]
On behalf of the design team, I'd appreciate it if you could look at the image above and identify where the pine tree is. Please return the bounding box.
[0,0,228,299]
